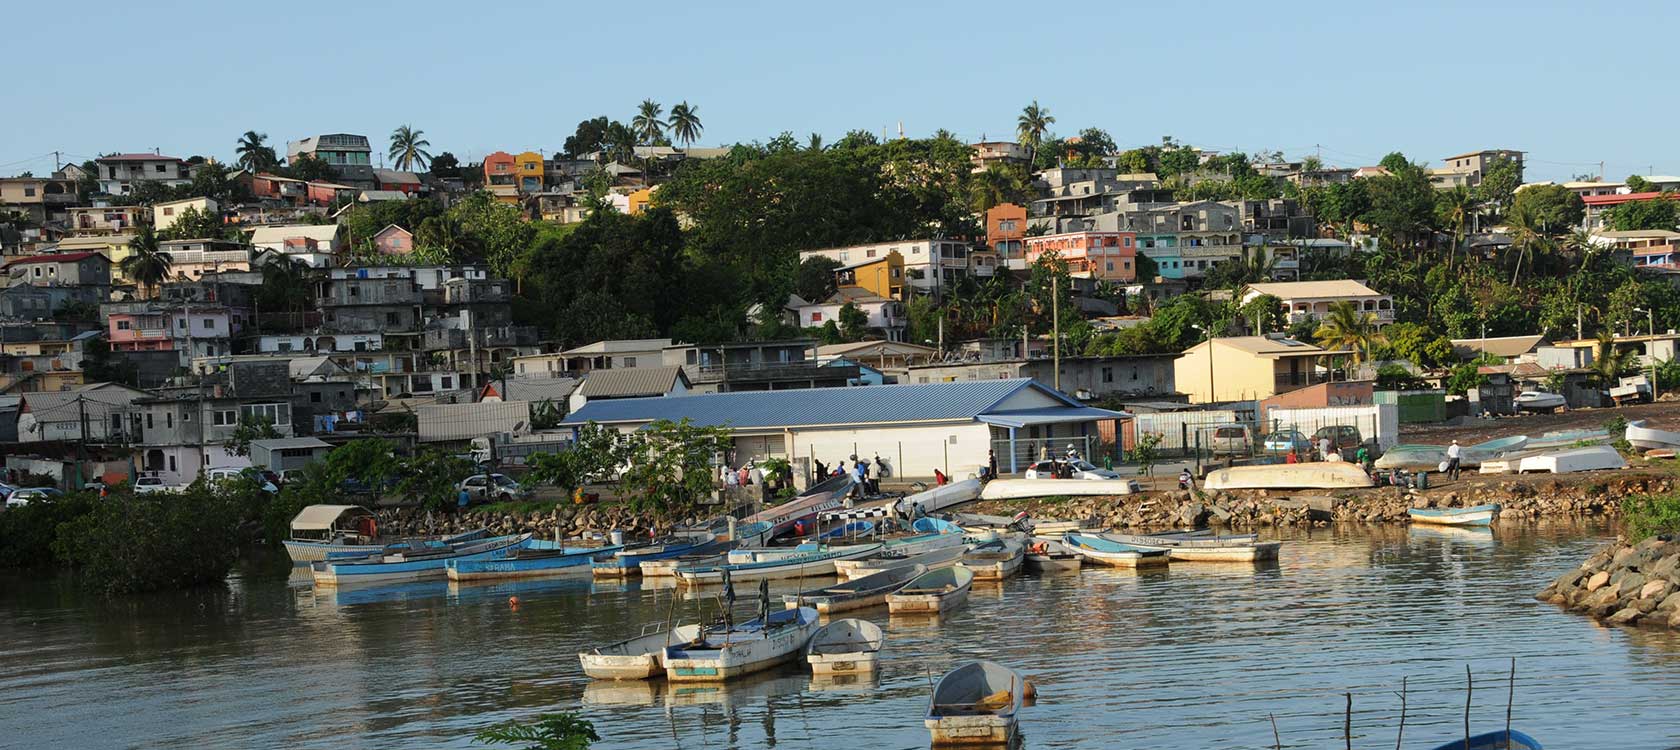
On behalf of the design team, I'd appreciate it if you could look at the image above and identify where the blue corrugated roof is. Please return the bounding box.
[561,379,1093,430]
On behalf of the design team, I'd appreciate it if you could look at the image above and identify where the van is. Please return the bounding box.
[1209,423,1253,457]
[1311,425,1382,459]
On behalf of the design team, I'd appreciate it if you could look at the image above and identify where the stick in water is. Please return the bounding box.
[1506,657,1516,745]
[1269,712,1281,750]
[1394,675,1407,750]
[1344,692,1352,750]
[1464,665,1473,750]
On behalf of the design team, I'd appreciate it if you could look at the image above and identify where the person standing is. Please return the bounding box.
[813,458,827,483]
[988,449,999,479]
[1317,436,1331,462]
[864,458,879,494]
[1445,439,1462,480]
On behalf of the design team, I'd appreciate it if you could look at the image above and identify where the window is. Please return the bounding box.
[168,455,177,472]
[310,392,322,403]
[277,342,292,353]
[213,410,237,425]
[177,318,186,329]
[240,403,289,425]
[202,318,216,329]
[154,164,167,173]
[1101,367,1114,383]
[866,249,877,258]
[183,411,191,422]
[349,284,360,297]
[146,413,154,429]
[386,312,400,325]
[622,356,637,367]
[23,187,35,197]
[440,376,453,389]
[163,207,174,216]
[810,311,823,322]
[165,412,173,428]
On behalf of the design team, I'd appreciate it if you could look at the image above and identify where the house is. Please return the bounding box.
[286,133,375,187]
[1023,230,1138,281]
[626,187,654,214]
[16,383,150,443]
[1429,149,1523,190]
[567,366,690,414]
[1450,334,1546,363]
[834,251,906,300]
[1591,229,1680,267]
[559,378,1129,481]
[1085,201,1243,279]
[1174,335,1346,404]
[249,437,333,474]
[106,300,243,363]
[662,340,857,393]
[792,288,907,341]
[0,175,77,227]
[814,340,937,373]
[483,151,519,202]
[799,239,971,296]
[248,223,344,266]
[0,284,103,320]
[907,354,1178,402]
[480,375,578,405]
[555,338,674,372]
[372,169,423,195]
[1581,192,1680,229]
[158,239,268,279]
[985,204,1028,266]
[68,205,149,236]
[515,152,545,193]
[970,142,1029,171]
[371,224,414,255]
[1257,381,1375,422]
[3,251,112,288]
[1241,280,1395,327]
[93,154,192,195]
[153,197,219,233]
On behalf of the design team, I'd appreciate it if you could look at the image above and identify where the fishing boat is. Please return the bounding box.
[978,477,1139,500]
[312,533,530,586]
[1203,462,1374,491]
[591,535,723,577]
[579,622,705,680]
[1626,420,1680,451]
[818,520,877,540]
[743,474,856,538]
[1030,517,1100,535]
[1098,532,1281,563]
[1423,729,1542,750]
[282,504,488,563]
[1024,538,1083,572]
[676,543,883,586]
[960,539,1024,581]
[805,618,884,675]
[925,660,1026,746]
[1062,532,1170,568]
[446,539,624,582]
[895,478,983,516]
[887,565,973,615]
[839,545,967,581]
[833,530,965,577]
[782,563,924,614]
[727,542,877,565]
[1516,445,1627,474]
[1408,503,1501,526]
[663,606,820,681]
[913,516,966,535]
[643,551,730,578]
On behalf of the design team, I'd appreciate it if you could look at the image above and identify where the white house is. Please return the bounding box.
[153,197,219,233]
[799,239,972,295]
[94,154,193,195]
[790,288,907,341]
[1241,280,1395,327]
[248,224,345,267]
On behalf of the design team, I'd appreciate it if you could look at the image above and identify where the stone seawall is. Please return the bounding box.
[375,503,673,541]
[1536,536,1680,629]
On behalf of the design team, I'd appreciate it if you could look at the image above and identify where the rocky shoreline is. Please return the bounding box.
[1536,536,1680,629]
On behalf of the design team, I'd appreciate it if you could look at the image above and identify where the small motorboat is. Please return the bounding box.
[1408,503,1501,527]
[833,529,965,578]
[1097,532,1281,563]
[1024,538,1083,573]
[895,478,984,516]
[818,520,877,540]
[728,542,876,565]
[592,534,723,577]
[804,617,885,675]
[1516,445,1627,474]
[676,543,883,586]
[959,538,1024,581]
[1627,419,1680,451]
[282,504,487,563]
[1062,533,1170,568]
[312,534,530,586]
[782,563,924,614]
[1514,390,1566,413]
[838,545,966,581]
[446,540,623,582]
[887,565,974,615]
[663,606,820,681]
[978,477,1139,500]
[1423,729,1542,750]
[579,623,704,680]
[925,660,1026,746]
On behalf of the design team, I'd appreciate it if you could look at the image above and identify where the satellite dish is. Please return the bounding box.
[513,421,526,432]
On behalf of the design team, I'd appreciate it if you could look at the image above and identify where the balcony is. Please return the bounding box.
[1274,370,1337,395]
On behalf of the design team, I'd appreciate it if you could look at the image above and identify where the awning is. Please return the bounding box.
[289,504,373,532]
[977,406,1131,429]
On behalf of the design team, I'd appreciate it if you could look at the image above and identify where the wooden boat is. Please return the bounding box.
[744,474,855,538]
[1423,729,1542,750]
[579,623,704,680]
[643,551,728,578]
[782,563,924,614]
[728,542,877,565]
[1062,533,1170,567]
[804,617,885,675]
[960,539,1024,581]
[1408,503,1501,526]
[925,660,1025,746]
[1024,538,1083,572]
[895,478,983,516]
[818,520,876,540]
[1098,532,1281,562]
[447,539,624,582]
[833,531,965,577]
[839,545,967,581]
[887,565,973,615]
[1030,517,1099,535]
[282,504,488,563]
[1203,462,1373,491]
[1516,445,1626,474]
[312,534,530,586]
[676,543,883,586]
[592,534,721,577]
[1626,420,1680,451]
[663,606,820,681]
[978,477,1139,500]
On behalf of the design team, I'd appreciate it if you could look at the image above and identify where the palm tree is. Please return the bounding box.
[1016,101,1055,165]
[1439,184,1477,269]
[120,224,173,299]
[1591,332,1637,387]
[807,133,825,152]
[969,167,1017,214]
[1313,300,1386,374]
[387,125,433,171]
[632,99,665,145]
[667,101,703,149]
[257,258,313,321]
[235,131,277,172]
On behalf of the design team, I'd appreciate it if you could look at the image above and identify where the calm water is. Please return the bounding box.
[4,523,1679,749]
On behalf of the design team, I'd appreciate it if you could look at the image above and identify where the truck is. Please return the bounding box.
[470,431,573,469]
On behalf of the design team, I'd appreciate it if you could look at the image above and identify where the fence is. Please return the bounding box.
[1126,404,1400,466]
[988,435,1106,475]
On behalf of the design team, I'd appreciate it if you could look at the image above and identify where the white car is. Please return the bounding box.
[457,473,531,503]
[1023,459,1121,481]
[133,476,189,494]
[5,487,63,507]
[1515,391,1567,412]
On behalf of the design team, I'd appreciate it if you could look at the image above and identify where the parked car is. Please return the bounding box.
[134,476,190,494]
[206,467,279,493]
[6,487,63,507]
[1262,429,1312,455]
[1515,390,1567,413]
[457,473,531,503]
[1310,425,1383,460]
[1023,459,1120,481]
[1209,424,1254,457]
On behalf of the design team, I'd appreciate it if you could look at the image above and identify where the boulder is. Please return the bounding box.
[1585,571,1612,592]
[1655,591,1680,614]
[1606,607,1644,625]
[1648,553,1680,581]
[1639,580,1671,600]
[1669,607,1680,629]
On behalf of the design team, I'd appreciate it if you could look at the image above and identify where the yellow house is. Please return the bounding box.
[1174,335,1345,404]
[626,186,655,214]
[515,151,545,193]
[57,235,135,281]
[835,250,905,300]
[1,370,85,393]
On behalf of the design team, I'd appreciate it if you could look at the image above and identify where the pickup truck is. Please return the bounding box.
[133,476,191,495]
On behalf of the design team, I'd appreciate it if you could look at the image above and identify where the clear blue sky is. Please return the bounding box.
[5,0,1673,182]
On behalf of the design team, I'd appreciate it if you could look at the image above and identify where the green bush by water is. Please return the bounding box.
[53,486,247,595]
[1622,492,1680,541]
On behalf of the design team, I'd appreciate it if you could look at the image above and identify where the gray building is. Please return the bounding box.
[250,436,332,474]
[907,354,1179,402]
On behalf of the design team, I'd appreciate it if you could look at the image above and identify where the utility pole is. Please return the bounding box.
[1051,274,1061,391]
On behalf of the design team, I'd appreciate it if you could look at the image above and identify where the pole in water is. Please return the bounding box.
[1464,665,1473,750]
[1344,692,1352,750]
[1505,657,1516,745]
[1269,712,1281,750]
[1394,675,1407,750]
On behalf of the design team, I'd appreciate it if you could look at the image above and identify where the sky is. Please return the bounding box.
[5,0,1676,183]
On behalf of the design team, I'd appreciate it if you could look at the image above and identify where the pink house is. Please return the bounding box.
[372,224,414,255]
[1024,230,1139,282]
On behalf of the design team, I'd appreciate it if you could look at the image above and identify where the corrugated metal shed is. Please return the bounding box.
[561,379,1093,430]
[418,400,531,443]
[575,367,688,399]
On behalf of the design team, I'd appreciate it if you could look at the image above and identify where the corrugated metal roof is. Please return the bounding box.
[561,379,1083,430]
[251,437,332,451]
[976,406,1130,428]
[576,367,687,398]
[417,400,530,442]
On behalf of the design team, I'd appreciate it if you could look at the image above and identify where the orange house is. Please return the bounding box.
[986,203,1027,262]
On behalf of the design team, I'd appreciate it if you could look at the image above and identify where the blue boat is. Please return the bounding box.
[448,539,625,582]
[1063,533,1172,567]
[1408,503,1501,527]
[818,520,876,540]
[592,536,726,577]
[312,534,530,587]
[1424,729,1541,750]
[912,517,964,535]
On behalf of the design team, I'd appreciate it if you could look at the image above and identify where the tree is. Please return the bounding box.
[1591,332,1637,386]
[284,154,337,182]
[1603,197,1680,232]
[224,416,280,457]
[387,125,433,171]
[667,101,703,149]
[1313,300,1386,370]
[120,224,173,297]
[395,450,475,511]
[1478,155,1523,214]
[1071,128,1116,161]
[234,131,277,172]
[1113,148,1151,174]
[632,99,665,145]
[473,712,599,750]
[430,152,461,178]
[1436,184,1478,266]
[320,438,400,501]
[524,423,628,495]
[1626,175,1653,193]
[1015,101,1055,165]
[617,419,733,519]
[256,258,314,321]
[1378,151,1411,173]
[838,301,868,341]
[157,206,227,241]
[1506,184,1584,284]
[1236,293,1286,334]
[1380,322,1455,369]
[795,256,841,302]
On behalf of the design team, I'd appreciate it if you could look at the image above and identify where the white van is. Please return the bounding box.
[1209,424,1254,457]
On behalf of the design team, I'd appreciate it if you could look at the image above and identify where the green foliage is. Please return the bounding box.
[525,423,626,494]
[158,205,232,241]
[617,418,733,519]
[1380,322,1455,369]
[1444,355,1499,395]
[518,206,683,346]
[1602,197,1679,232]
[1621,493,1680,541]
[320,438,400,500]
[53,487,245,594]
[388,125,434,171]
[1374,364,1427,390]
[1313,300,1386,366]
[1236,293,1286,334]
[121,224,173,295]
[1477,155,1523,213]
[838,302,868,341]
[452,192,535,278]
[279,154,337,182]
[224,415,281,457]
[1626,175,1653,193]
[795,256,841,302]
[473,712,599,750]
[1132,432,1163,476]
[0,491,96,568]
[395,450,476,511]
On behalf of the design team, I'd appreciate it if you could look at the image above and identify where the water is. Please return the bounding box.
[3,523,1679,749]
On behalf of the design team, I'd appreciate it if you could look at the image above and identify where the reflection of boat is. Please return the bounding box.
[1098,532,1281,563]
[1516,445,1627,474]
[581,623,705,680]
[312,534,529,586]
[664,607,820,681]
[805,617,884,674]
[1024,538,1084,572]
[1203,462,1373,490]
[809,672,881,692]
[1626,420,1680,451]
[887,566,973,615]
[1424,730,1542,750]
[1408,524,1495,542]
[446,540,621,582]
[979,477,1138,500]
[444,575,596,603]
[582,678,665,706]
[318,579,448,606]
[644,552,728,578]
[679,544,882,585]
[895,478,983,515]
[1063,533,1170,567]
[925,660,1025,746]
[783,563,923,614]
[840,546,965,581]
[1408,503,1500,526]
[960,539,1024,581]
[663,669,811,707]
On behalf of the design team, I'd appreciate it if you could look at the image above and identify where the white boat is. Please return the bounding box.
[663,606,820,682]
[643,552,727,578]
[959,539,1024,581]
[727,542,876,565]
[579,623,704,680]
[1626,420,1680,451]
[978,477,1139,500]
[1516,445,1627,474]
[781,563,924,614]
[1514,390,1567,412]
[1203,462,1373,491]
[887,565,974,615]
[1024,538,1083,572]
[1407,503,1500,527]
[1062,533,1171,567]
[839,545,966,581]
[832,531,965,577]
[675,543,883,586]
[1527,428,1610,450]
[895,478,983,516]
[1373,435,1529,471]
[1030,518,1099,535]
[805,618,885,675]
[282,505,488,563]
[1098,532,1282,563]
[744,475,855,538]
[925,660,1026,747]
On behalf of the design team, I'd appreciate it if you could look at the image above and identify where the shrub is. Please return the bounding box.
[54,487,245,594]
[0,491,97,568]
[1622,492,1680,541]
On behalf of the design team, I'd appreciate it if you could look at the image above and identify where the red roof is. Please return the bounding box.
[98,153,184,162]
[1581,191,1679,207]
[4,251,109,266]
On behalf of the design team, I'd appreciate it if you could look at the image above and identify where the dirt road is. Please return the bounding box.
[1400,399,1680,444]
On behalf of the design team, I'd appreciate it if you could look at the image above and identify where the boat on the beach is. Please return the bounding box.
[839,545,967,581]
[895,478,984,516]
[1203,462,1373,491]
[782,563,924,614]
[579,622,705,680]
[804,617,885,675]
[1374,436,1529,470]
[1030,517,1099,535]
[1516,445,1627,474]
[1062,532,1170,567]
[1626,420,1680,451]
[663,606,820,681]
[1098,532,1281,562]
[1525,428,1610,450]
[1024,538,1084,572]
[818,520,876,540]
[1423,729,1542,750]
[886,565,974,615]
[978,477,1139,500]
[744,474,856,538]
[1408,503,1501,526]
[959,538,1024,581]
[591,535,723,577]
[925,660,1026,746]
[1514,390,1567,412]
[312,533,530,586]
[676,543,883,585]
[447,539,624,582]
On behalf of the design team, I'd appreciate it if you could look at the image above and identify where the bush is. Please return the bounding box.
[54,487,245,594]
[1622,493,1680,541]
[0,492,97,568]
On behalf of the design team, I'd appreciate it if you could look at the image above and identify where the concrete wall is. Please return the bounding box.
[788,421,993,481]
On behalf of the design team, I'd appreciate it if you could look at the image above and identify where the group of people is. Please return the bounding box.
[813,454,889,496]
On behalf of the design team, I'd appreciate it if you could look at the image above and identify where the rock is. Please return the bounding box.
[1586,571,1612,592]
[1670,608,1680,629]
[1639,580,1671,600]
[1606,607,1644,625]
[1656,591,1680,614]
[1648,553,1680,581]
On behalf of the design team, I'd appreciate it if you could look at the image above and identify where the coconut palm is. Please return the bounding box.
[235,130,277,172]
[387,125,433,171]
[632,99,665,145]
[1313,300,1386,371]
[257,257,313,319]
[121,224,173,299]
[1439,184,1477,269]
[1591,332,1637,386]
[667,101,703,149]
[1016,101,1055,165]
[807,133,825,152]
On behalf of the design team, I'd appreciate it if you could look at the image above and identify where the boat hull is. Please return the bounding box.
[979,478,1138,500]
[663,609,819,682]
[1025,554,1082,572]
[960,542,1024,581]
[804,617,884,675]
[926,660,1023,747]
[1424,729,1542,750]
[927,716,1015,746]
[808,651,878,674]
[1516,446,1627,474]
[888,567,974,615]
[839,546,966,581]
[1063,533,1171,568]
[895,478,984,515]
[1627,420,1680,450]
[1408,504,1500,526]
[580,624,702,680]
[1097,533,1280,562]
[1204,462,1373,490]
[447,543,617,582]
[677,544,882,586]
[313,535,528,587]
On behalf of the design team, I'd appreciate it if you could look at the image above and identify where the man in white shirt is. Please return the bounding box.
[1445,439,1462,480]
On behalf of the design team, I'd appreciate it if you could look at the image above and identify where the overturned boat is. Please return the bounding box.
[895,478,984,516]
[1203,462,1373,491]
[1626,420,1680,451]
[978,477,1139,500]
